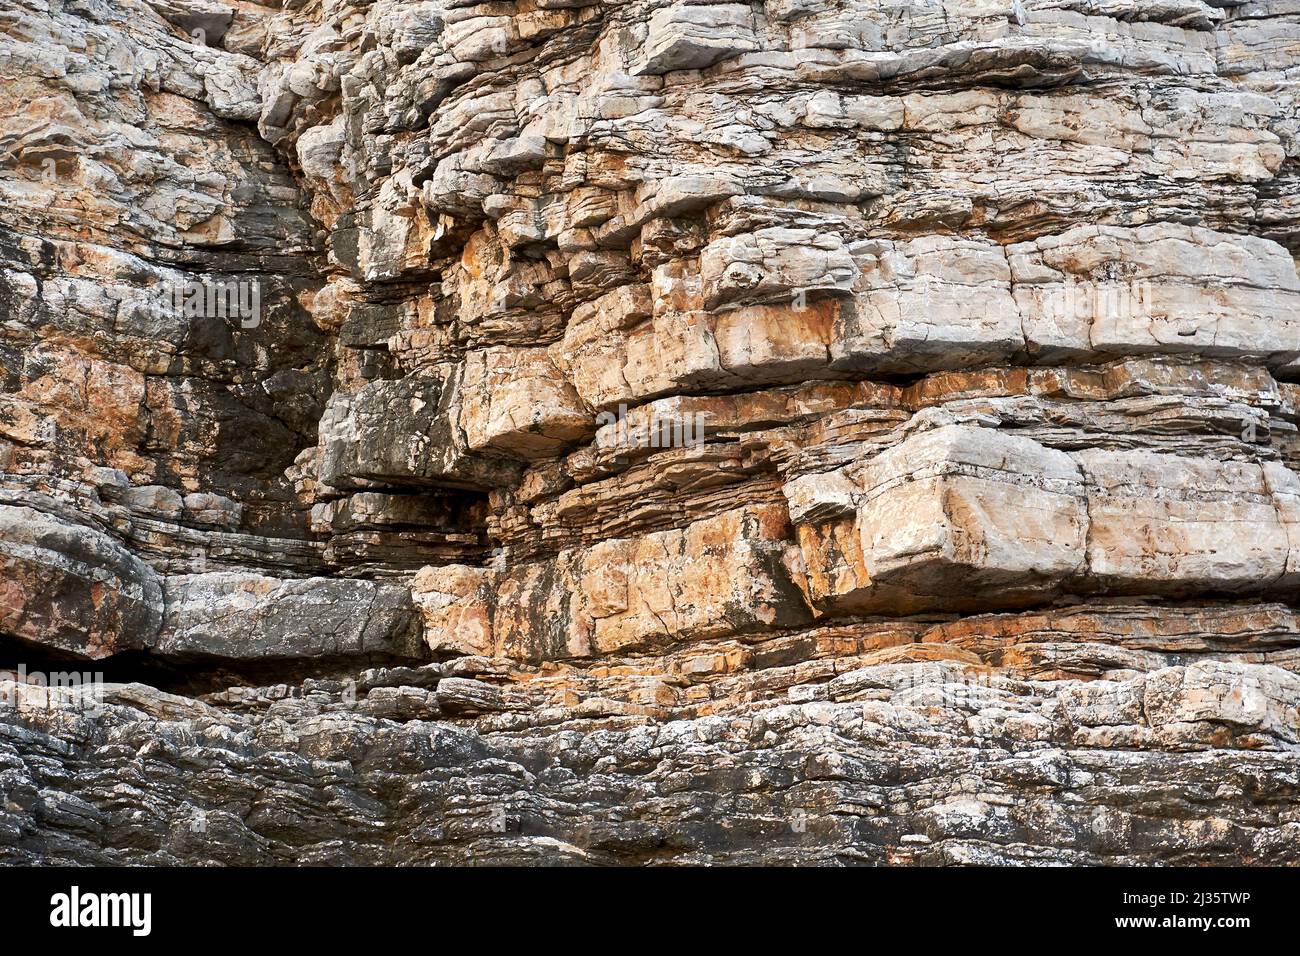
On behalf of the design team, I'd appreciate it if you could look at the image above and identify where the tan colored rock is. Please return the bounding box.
[493,504,813,662]
[835,236,1024,373]
[636,4,759,75]
[699,227,857,309]
[787,425,1088,613]
[1144,662,1300,747]
[1009,224,1300,363]
[571,502,812,655]
[460,347,592,459]
[412,564,496,657]
[1075,449,1290,594]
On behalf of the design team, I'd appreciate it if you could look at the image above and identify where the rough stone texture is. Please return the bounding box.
[158,572,423,661]
[2,0,1300,865]
[0,504,164,658]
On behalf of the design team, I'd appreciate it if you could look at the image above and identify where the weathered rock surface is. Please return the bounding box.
[158,572,423,661]
[3,657,1298,865]
[2,0,1300,865]
[0,504,163,658]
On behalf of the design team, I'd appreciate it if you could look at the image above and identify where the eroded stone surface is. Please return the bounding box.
[0,505,163,658]
[158,572,423,661]
[2,0,1300,865]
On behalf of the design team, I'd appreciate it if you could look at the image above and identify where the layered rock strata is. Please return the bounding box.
[1,0,1299,864]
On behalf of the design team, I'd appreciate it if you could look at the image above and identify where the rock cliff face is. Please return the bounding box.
[2,0,1300,864]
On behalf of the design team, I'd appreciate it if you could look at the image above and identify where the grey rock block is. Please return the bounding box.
[157,572,425,662]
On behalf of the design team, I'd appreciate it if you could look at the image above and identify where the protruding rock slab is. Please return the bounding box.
[787,425,1300,613]
[459,347,592,460]
[787,425,1089,613]
[317,375,502,491]
[0,505,163,659]
[157,572,424,661]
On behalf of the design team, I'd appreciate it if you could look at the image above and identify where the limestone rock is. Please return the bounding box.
[0,505,164,659]
[158,573,424,662]
[412,564,495,657]
[2,0,1300,867]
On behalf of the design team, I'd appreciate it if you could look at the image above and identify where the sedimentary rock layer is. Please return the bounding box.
[1,0,1299,865]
